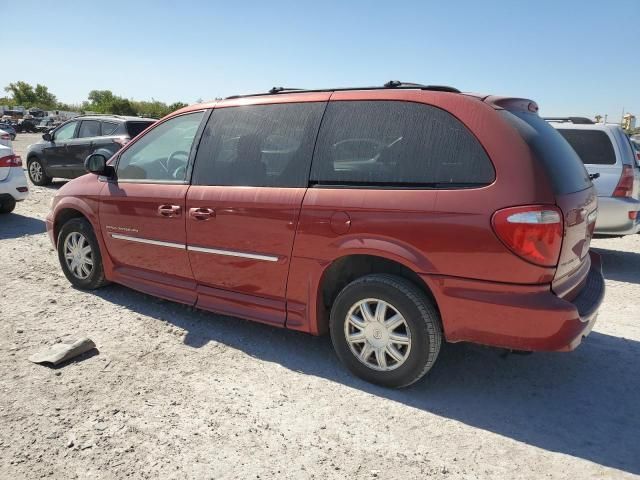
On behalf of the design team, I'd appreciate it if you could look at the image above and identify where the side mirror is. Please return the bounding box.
[43,132,52,141]
[85,153,113,177]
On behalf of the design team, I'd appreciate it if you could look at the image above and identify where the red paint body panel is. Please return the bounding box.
[46,88,605,354]
[186,186,307,326]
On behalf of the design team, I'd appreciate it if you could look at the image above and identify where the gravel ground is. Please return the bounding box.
[1,133,639,479]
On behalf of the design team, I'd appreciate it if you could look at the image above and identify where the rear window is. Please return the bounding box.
[556,129,616,165]
[126,121,154,138]
[310,101,495,187]
[500,111,591,194]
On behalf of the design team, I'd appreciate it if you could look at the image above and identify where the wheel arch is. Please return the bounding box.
[314,254,440,336]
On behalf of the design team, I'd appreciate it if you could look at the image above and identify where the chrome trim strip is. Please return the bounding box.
[110,232,278,262]
[110,233,185,250]
[187,245,279,262]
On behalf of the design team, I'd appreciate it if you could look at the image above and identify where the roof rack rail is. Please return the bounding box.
[544,116,595,125]
[225,81,461,100]
[72,113,126,119]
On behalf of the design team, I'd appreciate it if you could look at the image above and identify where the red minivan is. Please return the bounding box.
[46,82,605,388]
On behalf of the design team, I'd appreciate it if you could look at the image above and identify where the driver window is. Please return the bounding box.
[116,111,204,182]
[53,121,78,141]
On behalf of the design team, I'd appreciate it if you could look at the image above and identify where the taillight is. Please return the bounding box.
[0,133,10,141]
[0,154,22,167]
[613,165,634,198]
[492,205,563,267]
[113,137,130,147]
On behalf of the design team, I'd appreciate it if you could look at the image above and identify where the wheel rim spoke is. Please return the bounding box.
[344,298,412,372]
[63,232,93,280]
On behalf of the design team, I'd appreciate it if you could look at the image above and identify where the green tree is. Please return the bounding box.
[4,81,37,106]
[168,101,188,112]
[33,84,57,108]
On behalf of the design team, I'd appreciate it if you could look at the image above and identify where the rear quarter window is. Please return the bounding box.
[500,111,591,195]
[126,121,155,138]
[310,100,495,187]
[556,129,617,165]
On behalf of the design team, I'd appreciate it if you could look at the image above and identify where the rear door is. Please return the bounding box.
[98,111,207,304]
[71,120,102,175]
[501,111,596,295]
[186,100,326,326]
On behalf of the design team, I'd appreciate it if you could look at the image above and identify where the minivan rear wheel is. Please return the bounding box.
[27,157,52,186]
[57,218,108,290]
[330,274,442,388]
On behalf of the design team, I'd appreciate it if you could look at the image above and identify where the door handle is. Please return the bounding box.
[189,207,215,220]
[158,204,182,217]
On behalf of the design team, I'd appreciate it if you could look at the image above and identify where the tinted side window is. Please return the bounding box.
[556,129,616,165]
[500,111,591,195]
[78,120,101,138]
[101,121,119,136]
[117,112,205,182]
[126,121,154,138]
[310,101,494,187]
[192,102,325,187]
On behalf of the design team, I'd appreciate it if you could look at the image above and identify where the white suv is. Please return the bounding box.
[548,117,640,236]
[0,144,29,213]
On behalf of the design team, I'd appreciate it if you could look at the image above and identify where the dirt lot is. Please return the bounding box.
[1,133,639,479]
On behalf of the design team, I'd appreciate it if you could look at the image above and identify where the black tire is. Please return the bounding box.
[57,217,108,290]
[27,157,52,186]
[330,274,442,388]
[0,197,16,214]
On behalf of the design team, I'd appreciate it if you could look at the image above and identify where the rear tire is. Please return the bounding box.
[330,274,442,388]
[0,197,16,213]
[57,218,108,290]
[27,157,52,186]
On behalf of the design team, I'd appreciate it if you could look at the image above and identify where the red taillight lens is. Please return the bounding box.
[0,154,22,167]
[492,205,563,267]
[0,134,10,141]
[613,165,634,198]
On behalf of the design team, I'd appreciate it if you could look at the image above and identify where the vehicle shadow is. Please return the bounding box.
[593,247,640,285]
[0,213,46,239]
[90,284,640,475]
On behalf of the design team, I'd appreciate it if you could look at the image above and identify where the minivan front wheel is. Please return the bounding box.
[28,157,52,186]
[330,274,442,388]
[57,218,107,290]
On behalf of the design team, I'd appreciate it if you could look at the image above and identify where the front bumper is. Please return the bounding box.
[0,167,29,202]
[424,251,605,352]
[594,196,640,236]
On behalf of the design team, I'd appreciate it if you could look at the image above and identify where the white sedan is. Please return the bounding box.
[0,128,12,149]
[0,144,29,213]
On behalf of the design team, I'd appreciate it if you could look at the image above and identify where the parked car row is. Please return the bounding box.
[46,82,607,388]
[547,118,640,236]
[25,114,156,185]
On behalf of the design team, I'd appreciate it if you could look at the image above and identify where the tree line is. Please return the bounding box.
[1,81,191,119]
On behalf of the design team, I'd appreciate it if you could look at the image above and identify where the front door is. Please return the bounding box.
[186,100,327,325]
[43,120,78,175]
[99,110,207,305]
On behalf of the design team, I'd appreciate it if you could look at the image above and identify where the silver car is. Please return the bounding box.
[548,117,640,236]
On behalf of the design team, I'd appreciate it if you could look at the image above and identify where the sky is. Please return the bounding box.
[2,0,639,120]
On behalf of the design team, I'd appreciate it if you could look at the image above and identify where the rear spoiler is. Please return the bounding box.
[483,96,539,114]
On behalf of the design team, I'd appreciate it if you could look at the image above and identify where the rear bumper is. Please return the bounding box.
[594,196,640,235]
[424,251,605,352]
[0,167,29,202]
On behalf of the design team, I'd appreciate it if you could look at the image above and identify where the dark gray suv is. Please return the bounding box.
[25,115,155,185]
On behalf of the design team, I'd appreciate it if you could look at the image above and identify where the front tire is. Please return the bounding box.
[27,157,52,186]
[330,274,442,388]
[0,197,16,213]
[57,218,108,290]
